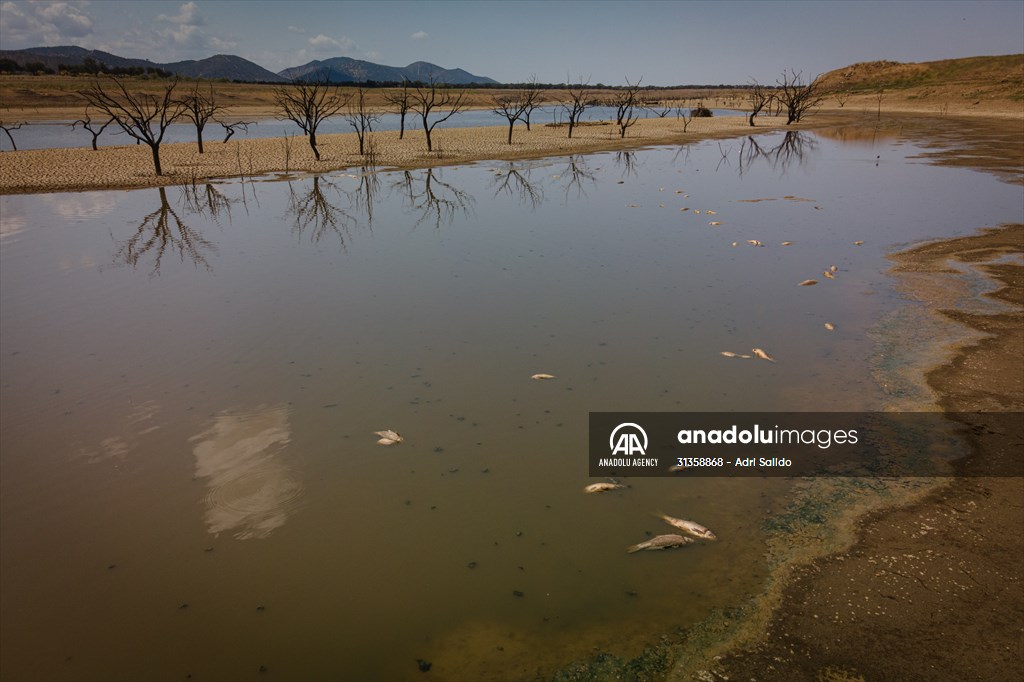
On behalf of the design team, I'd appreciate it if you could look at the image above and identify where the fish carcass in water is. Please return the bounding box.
[653,513,717,540]
[626,534,693,553]
[583,482,625,494]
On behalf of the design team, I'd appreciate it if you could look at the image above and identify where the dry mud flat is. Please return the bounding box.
[0,116,784,194]
[713,225,1024,682]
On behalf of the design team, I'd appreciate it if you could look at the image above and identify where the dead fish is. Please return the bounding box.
[659,203,665,208]
[626,534,692,553]
[738,354,752,359]
[709,221,722,226]
[659,187,665,192]
[829,265,838,273]
[853,240,864,246]
[705,210,716,215]
[627,203,639,208]
[374,430,403,446]
[674,190,684,194]
[823,270,835,279]
[798,279,818,286]
[781,241,793,246]
[531,373,556,380]
[824,322,836,331]
[746,239,764,247]
[694,210,702,214]
[680,207,689,212]
[751,348,776,362]
[653,513,718,540]
[720,351,739,357]
[584,482,625,494]
[731,242,738,247]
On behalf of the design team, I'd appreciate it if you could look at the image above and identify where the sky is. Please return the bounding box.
[1,0,1022,85]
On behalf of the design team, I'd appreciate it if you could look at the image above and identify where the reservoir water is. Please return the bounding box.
[2,126,1021,680]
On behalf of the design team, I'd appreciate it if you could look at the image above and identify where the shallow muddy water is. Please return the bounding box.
[2,128,1022,681]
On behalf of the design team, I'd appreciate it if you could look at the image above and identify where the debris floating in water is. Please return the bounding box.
[374,430,403,446]
[798,279,818,286]
[531,373,556,380]
[584,482,625,494]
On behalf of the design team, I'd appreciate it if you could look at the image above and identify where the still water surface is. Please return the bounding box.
[2,129,1021,680]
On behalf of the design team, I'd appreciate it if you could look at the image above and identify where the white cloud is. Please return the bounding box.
[410,30,428,40]
[156,1,205,26]
[307,33,355,52]
[0,1,95,46]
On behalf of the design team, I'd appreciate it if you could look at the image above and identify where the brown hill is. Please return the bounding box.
[819,54,1023,95]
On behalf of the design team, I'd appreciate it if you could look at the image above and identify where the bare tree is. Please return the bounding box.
[274,80,349,161]
[775,69,825,124]
[218,119,255,142]
[0,121,25,151]
[382,80,412,140]
[614,77,642,138]
[411,77,468,152]
[345,87,381,156]
[72,109,114,150]
[561,78,590,139]
[79,76,185,176]
[833,91,850,108]
[179,82,223,153]
[677,107,693,132]
[520,77,545,131]
[493,94,528,145]
[746,80,773,127]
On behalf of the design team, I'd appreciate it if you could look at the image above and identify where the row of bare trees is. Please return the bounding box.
[64,68,831,177]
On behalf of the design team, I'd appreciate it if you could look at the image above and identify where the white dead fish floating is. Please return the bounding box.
[731,242,739,247]
[694,210,702,214]
[824,322,836,331]
[531,373,556,380]
[781,241,793,246]
[374,430,403,446]
[653,513,718,540]
[798,279,818,286]
[584,482,625,494]
[829,265,838,273]
[747,239,764,247]
[706,210,717,215]
[720,351,739,357]
[752,348,776,362]
[626,534,693,553]
[853,241,864,246]
[823,270,835,279]
[680,207,690,212]
[709,221,722,226]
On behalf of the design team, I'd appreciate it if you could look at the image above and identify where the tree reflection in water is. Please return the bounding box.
[287,175,355,245]
[392,168,474,230]
[738,131,818,177]
[614,150,638,179]
[556,155,597,203]
[490,162,543,210]
[112,186,217,275]
[180,181,232,224]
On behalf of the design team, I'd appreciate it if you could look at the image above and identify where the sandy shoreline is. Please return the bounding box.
[0,115,790,194]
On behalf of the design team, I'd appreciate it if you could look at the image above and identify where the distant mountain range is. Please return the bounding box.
[0,45,499,85]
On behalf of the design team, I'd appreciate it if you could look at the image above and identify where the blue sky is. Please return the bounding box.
[1,1,1022,84]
